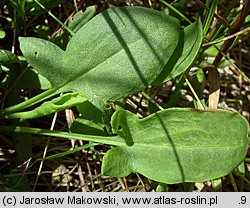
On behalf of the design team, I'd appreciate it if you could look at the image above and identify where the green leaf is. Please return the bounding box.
[0,28,6,39]
[19,37,64,87]
[14,93,87,121]
[67,6,97,33]
[70,116,107,136]
[154,19,203,83]
[0,107,248,183]
[77,100,104,124]
[168,19,202,80]
[203,42,223,57]
[0,49,20,68]
[14,127,32,161]
[40,142,99,160]
[53,6,96,49]
[64,6,180,104]
[10,0,26,18]
[16,68,51,90]
[102,108,249,184]
[19,6,180,108]
[75,101,114,135]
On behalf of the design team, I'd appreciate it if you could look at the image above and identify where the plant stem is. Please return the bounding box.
[0,88,59,116]
[158,0,192,24]
[195,0,229,28]
[0,125,125,147]
[202,26,250,47]
[213,0,250,66]
[203,0,219,36]
[33,0,75,36]
[229,172,238,192]
[184,75,206,110]
[141,92,163,110]
[213,44,250,84]
[40,143,100,161]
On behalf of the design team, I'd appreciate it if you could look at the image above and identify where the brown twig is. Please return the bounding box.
[202,26,250,47]
[213,0,250,66]
[207,0,250,110]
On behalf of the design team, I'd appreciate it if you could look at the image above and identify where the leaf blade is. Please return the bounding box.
[154,19,203,83]
[17,93,87,121]
[102,108,249,183]
[63,6,180,104]
[19,37,64,87]
[20,7,180,108]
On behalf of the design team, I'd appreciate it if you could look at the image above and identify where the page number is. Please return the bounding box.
[239,196,246,204]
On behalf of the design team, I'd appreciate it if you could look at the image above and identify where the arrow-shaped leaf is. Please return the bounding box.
[19,6,180,108]
[0,108,248,183]
[102,108,249,184]
[4,6,203,116]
